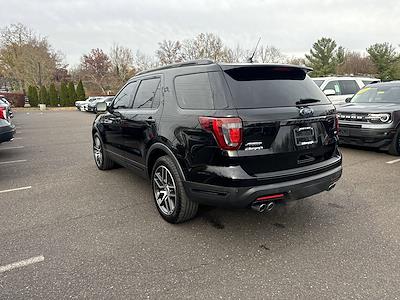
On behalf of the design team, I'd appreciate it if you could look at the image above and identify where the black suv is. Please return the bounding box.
[92,60,342,223]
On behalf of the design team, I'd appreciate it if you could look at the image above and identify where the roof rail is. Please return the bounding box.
[136,59,214,76]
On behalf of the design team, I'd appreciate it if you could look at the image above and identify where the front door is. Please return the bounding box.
[121,75,164,166]
[102,81,138,157]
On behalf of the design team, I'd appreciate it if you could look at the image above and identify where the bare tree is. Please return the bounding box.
[0,23,63,91]
[286,56,307,66]
[80,48,111,94]
[224,44,250,63]
[109,43,134,83]
[181,33,229,62]
[257,45,286,63]
[156,40,182,65]
[337,51,377,76]
[133,50,159,72]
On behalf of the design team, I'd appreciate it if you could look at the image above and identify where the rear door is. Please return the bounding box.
[223,66,338,175]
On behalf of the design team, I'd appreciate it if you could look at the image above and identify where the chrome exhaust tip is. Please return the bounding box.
[327,183,336,191]
[266,201,275,211]
[251,203,267,213]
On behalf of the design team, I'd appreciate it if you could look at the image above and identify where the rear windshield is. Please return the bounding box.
[352,85,400,103]
[223,67,331,108]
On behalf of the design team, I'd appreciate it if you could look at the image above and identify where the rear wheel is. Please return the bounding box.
[388,129,400,156]
[151,156,198,223]
[93,133,115,170]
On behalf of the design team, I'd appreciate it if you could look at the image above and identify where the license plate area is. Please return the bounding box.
[294,127,316,146]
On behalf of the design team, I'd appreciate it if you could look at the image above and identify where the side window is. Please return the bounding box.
[339,80,360,95]
[324,80,341,95]
[133,77,161,109]
[113,82,137,109]
[175,73,214,109]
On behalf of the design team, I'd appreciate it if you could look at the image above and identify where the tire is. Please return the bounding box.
[93,133,115,170]
[388,129,400,156]
[151,156,198,223]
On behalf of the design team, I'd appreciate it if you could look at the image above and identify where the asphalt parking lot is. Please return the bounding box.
[0,110,400,299]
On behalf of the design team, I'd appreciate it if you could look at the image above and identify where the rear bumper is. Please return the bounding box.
[339,126,396,149]
[0,124,15,143]
[183,163,342,208]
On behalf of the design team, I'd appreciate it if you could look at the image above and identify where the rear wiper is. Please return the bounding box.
[295,98,321,105]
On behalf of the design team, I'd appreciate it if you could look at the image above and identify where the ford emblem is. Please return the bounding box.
[299,107,314,117]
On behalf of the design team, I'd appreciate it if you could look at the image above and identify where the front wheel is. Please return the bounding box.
[93,133,115,170]
[388,129,400,156]
[151,156,198,223]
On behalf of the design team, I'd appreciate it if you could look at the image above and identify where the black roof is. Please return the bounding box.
[134,59,313,77]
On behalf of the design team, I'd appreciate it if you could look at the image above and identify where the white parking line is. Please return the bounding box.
[13,137,23,140]
[0,186,32,194]
[386,158,400,164]
[0,146,24,151]
[0,256,44,273]
[0,160,27,165]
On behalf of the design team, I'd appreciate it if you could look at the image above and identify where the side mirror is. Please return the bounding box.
[96,101,107,112]
[324,89,336,97]
[345,97,352,103]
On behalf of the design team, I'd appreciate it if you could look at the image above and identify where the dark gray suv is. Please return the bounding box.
[337,81,400,155]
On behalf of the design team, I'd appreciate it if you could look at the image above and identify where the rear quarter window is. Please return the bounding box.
[174,73,214,109]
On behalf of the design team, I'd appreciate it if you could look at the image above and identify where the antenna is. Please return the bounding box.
[247,37,261,63]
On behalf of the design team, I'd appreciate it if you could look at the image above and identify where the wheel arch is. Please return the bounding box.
[146,143,187,181]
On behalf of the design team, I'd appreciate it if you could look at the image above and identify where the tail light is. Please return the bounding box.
[0,107,5,120]
[199,117,243,150]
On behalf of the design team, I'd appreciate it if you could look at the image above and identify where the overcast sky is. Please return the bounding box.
[1,0,399,67]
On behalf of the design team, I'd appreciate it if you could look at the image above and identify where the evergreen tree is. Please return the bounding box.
[76,80,86,101]
[367,43,400,80]
[39,85,49,105]
[305,37,341,76]
[28,85,39,107]
[59,81,69,107]
[49,83,58,107]
[67,81,77,106]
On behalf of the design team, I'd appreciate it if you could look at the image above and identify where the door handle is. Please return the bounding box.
[103,117,121,124]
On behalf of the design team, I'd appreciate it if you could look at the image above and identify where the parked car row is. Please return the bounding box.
[75,96,114,113]
[0,96,15,143]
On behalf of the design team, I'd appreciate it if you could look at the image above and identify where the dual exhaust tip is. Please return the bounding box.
[251,201,275,213]
[252,183,336,213]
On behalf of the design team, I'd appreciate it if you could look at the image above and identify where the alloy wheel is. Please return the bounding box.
[93,136,103,167]
[153,165,177,215]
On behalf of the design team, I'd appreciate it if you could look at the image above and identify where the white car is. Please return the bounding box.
[75,97,102,111]
[313,77,380,105]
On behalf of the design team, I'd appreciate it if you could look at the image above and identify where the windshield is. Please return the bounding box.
[313,79,324,87]
[351,85,400,103]
[223,66,330,108]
